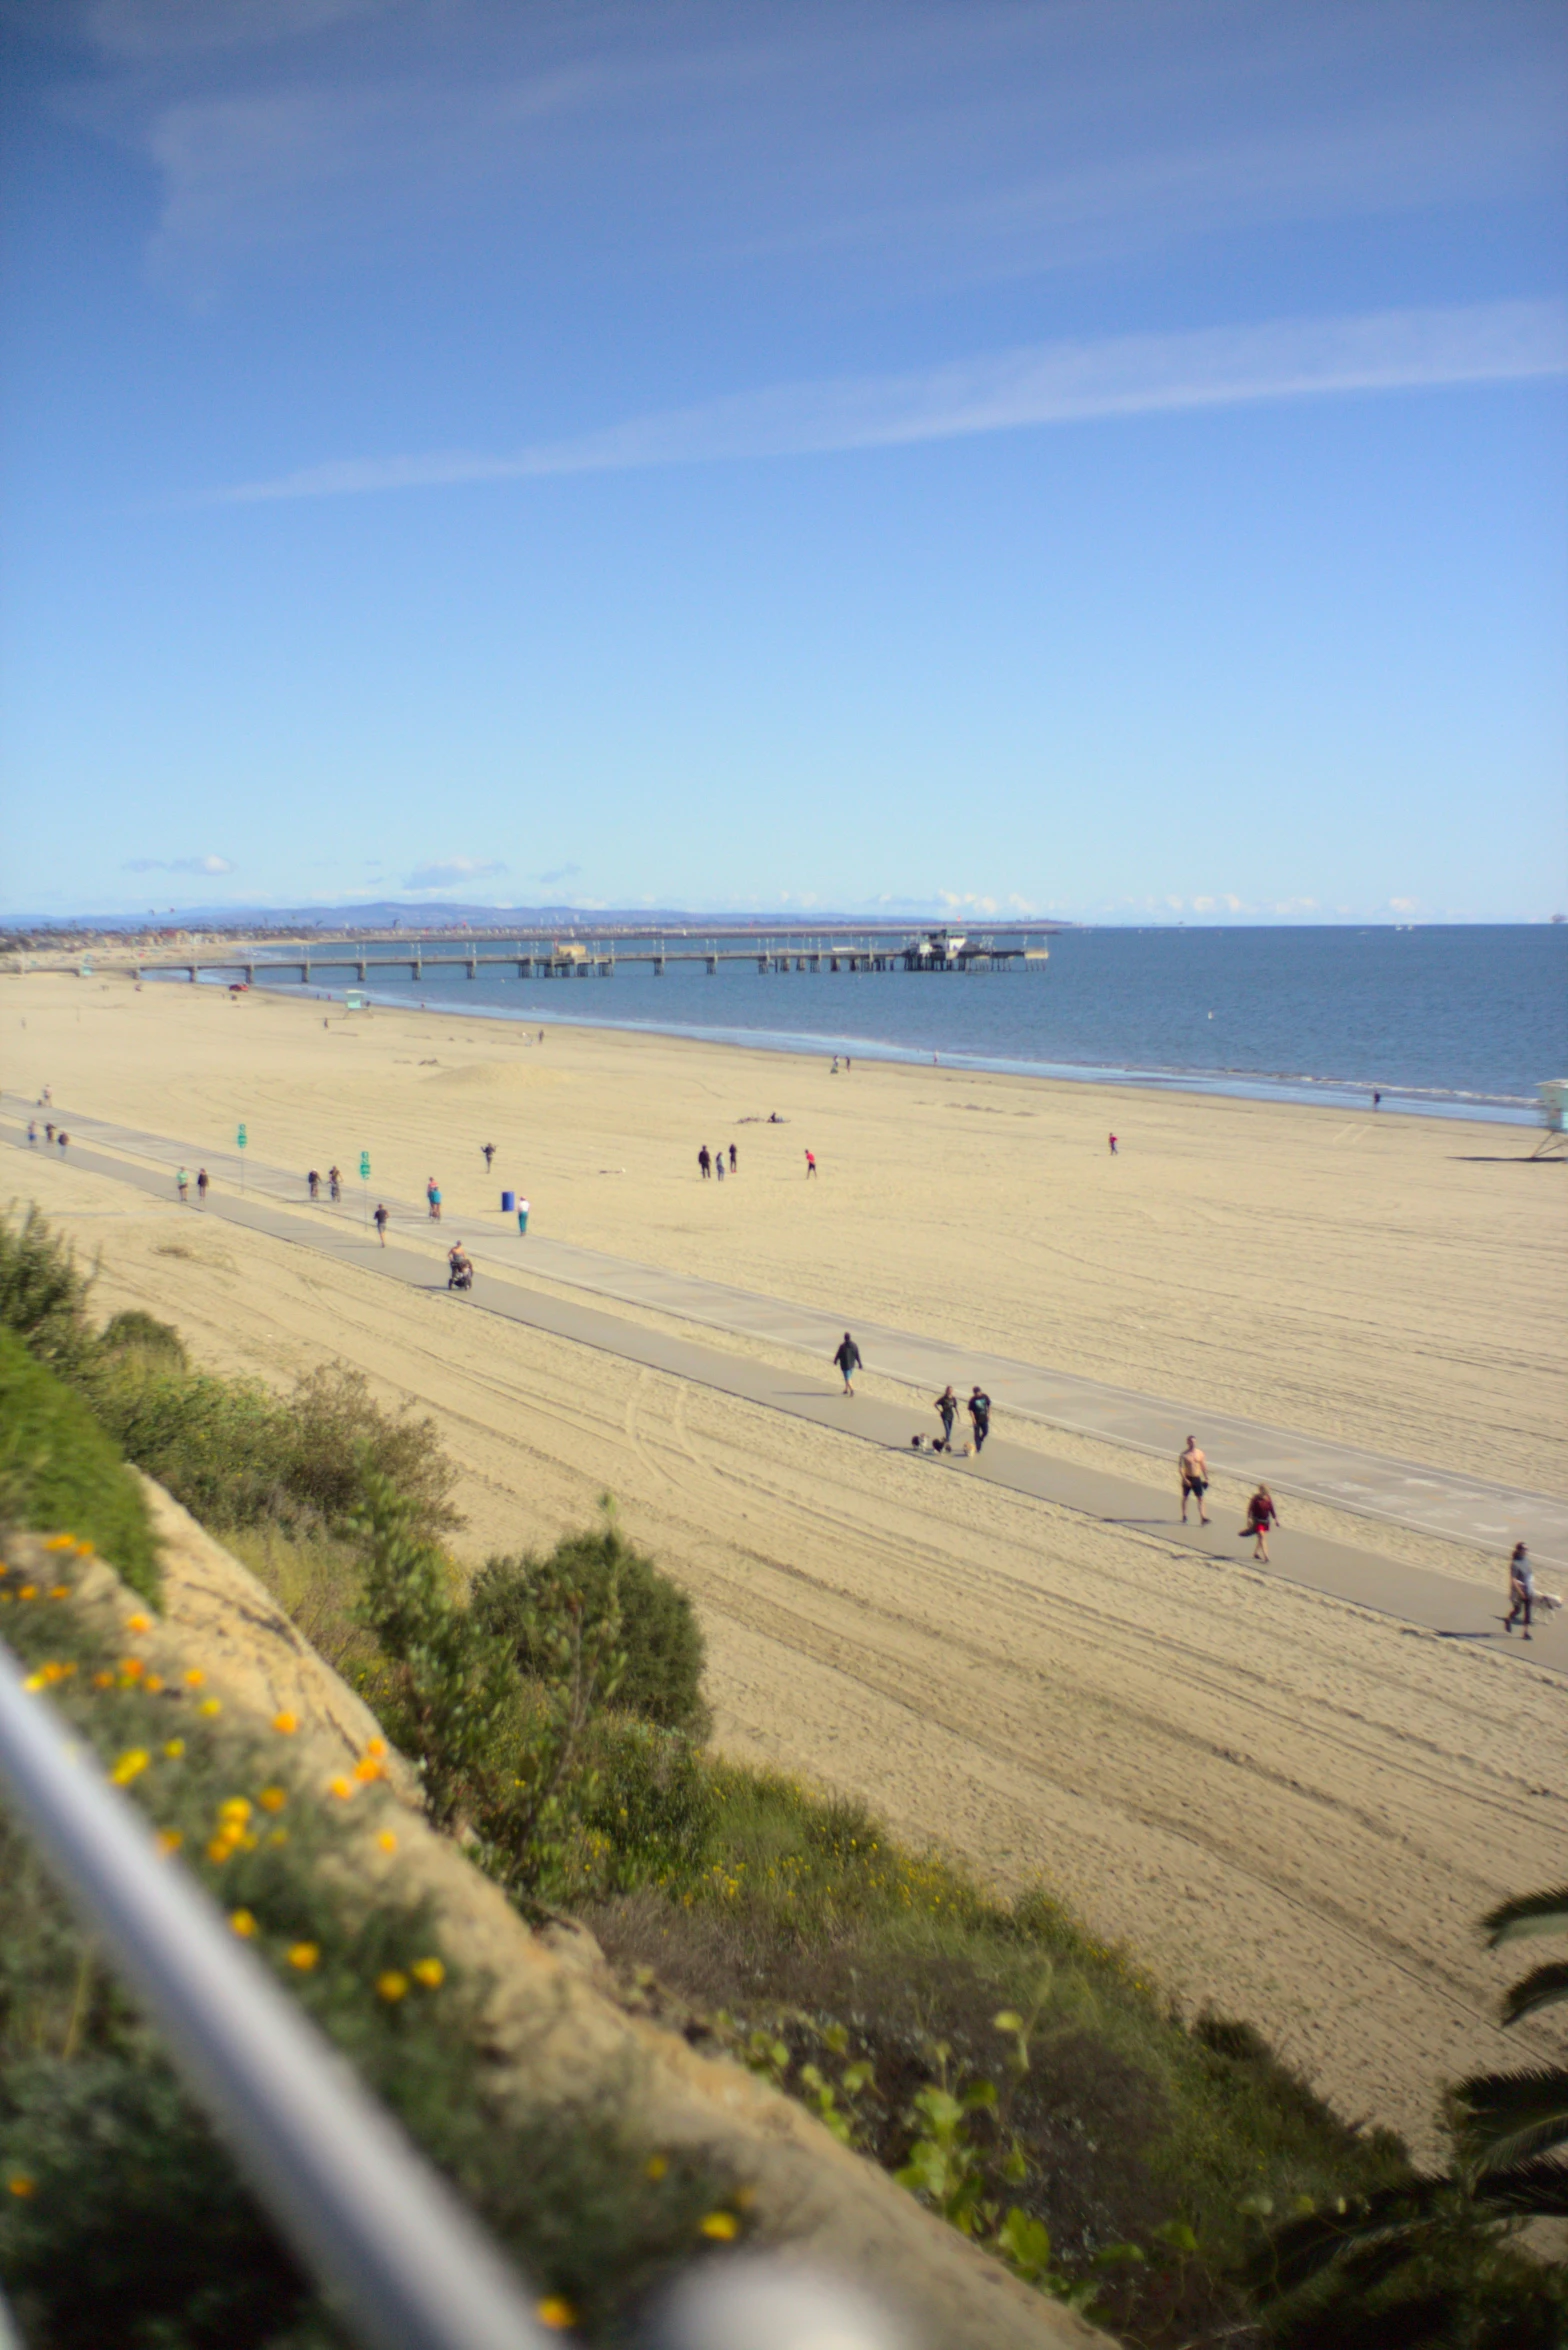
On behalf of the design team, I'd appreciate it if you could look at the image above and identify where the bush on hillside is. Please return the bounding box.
[99,1309,188,1370]
[0,1204,95,1375]
[0,1328,159,1601]
[473,1514,708,1736]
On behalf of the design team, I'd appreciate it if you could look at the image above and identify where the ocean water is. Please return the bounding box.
[252,925,1567,1125]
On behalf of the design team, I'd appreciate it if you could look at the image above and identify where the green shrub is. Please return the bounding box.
[474,1514,708,1736]
[100,1309,188,1370]
[0,1204,95,1374]
[570,1716,717,1897]
[0,1327,158,1601]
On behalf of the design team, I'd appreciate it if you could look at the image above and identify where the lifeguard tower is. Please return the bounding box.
[1531,1079,1568,1159]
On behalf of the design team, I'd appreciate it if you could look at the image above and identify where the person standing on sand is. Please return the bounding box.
[373,1202,389,1246]
[1241,1485,1279,1562]
[1505,1542,1535,1640]
[1372,1091,1382,1110]
[833,1332,862,1394]
[329,1165,342,1204]
[1108,1133,1118,1155]
[935,1385,958,1450]
[967,1386,992,1453]
[26,1121,36,1147]
[1179,1436,1210,1525]
[729,1142,737,1173]
[176,1166,190,1205]
[805,1148,817,1177]
[196,1167,209,1208]
[698,1145,711,1179]
[482,1142,496,1172]
[715,1152,725,1182]
[426,1178,441,1220]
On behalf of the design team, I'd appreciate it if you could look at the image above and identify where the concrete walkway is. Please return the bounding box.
[4,1105,1561,1667]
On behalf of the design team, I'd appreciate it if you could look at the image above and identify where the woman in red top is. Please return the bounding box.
[1241,1485,1279,1562]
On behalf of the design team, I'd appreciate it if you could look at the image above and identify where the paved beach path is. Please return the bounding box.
[4,1097,1562,1658]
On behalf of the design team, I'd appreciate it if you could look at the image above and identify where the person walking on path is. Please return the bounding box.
[44,1123,54,1145]
[728,1142,737,1173]
[833,1332,862,1394]
[176,1166,190,1205]
[426,1177,441,1219]
[196,1167,209,1208]
[1505,1541,1535,1640]
[329,1165,342,1204]
[967,1386,992,1453]
[26,1120,36,1147]
[308,1169,320,1200]
[56,1132,68,1153]
[697,1144,711,1179]
[481,1142,496,1172]
[1179,1436,1210,1525]
[805,1148,817,1177]
[935,1384,958,1450]
[373,1202,389,1246]
[1241,1484,1279,1562]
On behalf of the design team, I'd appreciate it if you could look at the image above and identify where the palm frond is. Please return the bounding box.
[1245,2178,1451,2295]
[1453,2067,1568,2171]
[1501,1959,1568,2028]
[1482,1885,1568,1949]
[1473,2157,1568,2219]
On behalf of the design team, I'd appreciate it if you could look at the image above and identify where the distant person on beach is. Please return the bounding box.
[44,1123,55,1145]
[698,1145,712,1179]
[1241,1485,1279,1562]
[1108,1133,1118,1155]
[196,1167,209,1207]
[728,1141,737,1173]
[56,1133,68,1152]
[446,1243,473,1290]
[1505,1542,1535,1640]
[967,1386,991,1453]
[833,1332,862,1393]
[715,1152,725,1182]
[426,1177,441,1219]
[935,1385,958,1449]
[40,1085,51,1107]
[308,1169,320,1200]
[373,1202,389,1246]
[329,1165,342,1203]
[805,1149,817,1177]
[1372,1091,1382,1110]
[1179,1436,1210,1525]
[26,1121,36,1147]
[176,1167,190,1204]
[481,1142,496,1171]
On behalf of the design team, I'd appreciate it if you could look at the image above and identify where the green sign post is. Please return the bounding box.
[237,1122,247,1196]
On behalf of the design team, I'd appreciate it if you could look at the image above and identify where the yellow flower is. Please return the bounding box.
[375,1971,409,2003]
[698,2211,739,2241]
[411,1958,444,1989]
[110,1749,150,1786]
[183,1668,205,1688]
[44,1533,74,1551]
[17,1585,37,1601]
[229,1910,258,1938]
[145,1674,165,1693]
[163,1738,185,1759]
[127,1613,151,1634]
[156,1828,183,1855]
[92,1670,115,1690]
[199,1698,222,1717]
[119,1657,144,1680]
[272,1711,298,1735]
[535,2299,578,2331]
[75,1540,94,1557]
[287,1943,320,1972]
[48,1585,70,1600]
[365,1736,387,1759]
[218,1798,252,1825]
[644,2153,668,2181]
[352,1754,384,1782]
[6,2175,36,2198]
[257,1786,287,1813]
[377,1830,398,1854]
[328,1775,355,1801]
[22,1672,45,1693]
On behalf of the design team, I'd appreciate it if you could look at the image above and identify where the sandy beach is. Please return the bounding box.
[5,971,1566,2152]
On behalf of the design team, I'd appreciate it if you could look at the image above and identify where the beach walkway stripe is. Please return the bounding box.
[3,1113,1560,1670]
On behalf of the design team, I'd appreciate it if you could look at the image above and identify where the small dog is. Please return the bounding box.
[1537,1589,1563,1614]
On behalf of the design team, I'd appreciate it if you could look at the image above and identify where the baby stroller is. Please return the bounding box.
[447,1253,474,1293]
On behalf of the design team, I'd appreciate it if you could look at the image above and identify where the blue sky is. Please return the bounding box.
[1,0,1565,923]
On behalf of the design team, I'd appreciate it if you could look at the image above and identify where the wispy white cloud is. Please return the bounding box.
[123,852,234,873]
[403,855,507,890]
[213,299,1568,504]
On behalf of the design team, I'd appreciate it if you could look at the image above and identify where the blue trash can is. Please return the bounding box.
[501,1190,515,1213]
[517,1202,529,1235]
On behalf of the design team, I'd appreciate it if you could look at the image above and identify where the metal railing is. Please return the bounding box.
[0,1640,899,2350]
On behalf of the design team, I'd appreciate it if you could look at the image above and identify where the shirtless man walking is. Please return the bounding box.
[1178,1436,1210,1525]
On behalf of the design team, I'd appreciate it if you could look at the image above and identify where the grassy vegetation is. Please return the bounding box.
[0,1328,159,1602]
